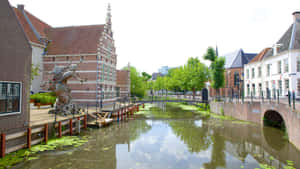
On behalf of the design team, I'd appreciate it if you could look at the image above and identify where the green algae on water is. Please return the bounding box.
[0,136,89,169]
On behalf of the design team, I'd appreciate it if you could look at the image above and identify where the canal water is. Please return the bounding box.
[16,103,300,169]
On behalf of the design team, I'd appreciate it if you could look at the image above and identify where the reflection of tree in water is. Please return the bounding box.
[129,120,152,141]
[168,120,211,153]
[203,129,226,169]
[168,119,227,169]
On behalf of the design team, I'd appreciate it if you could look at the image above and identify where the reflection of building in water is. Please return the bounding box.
[217,121,300,169]
[154,102,166,112]
[168,119,300,169]
[68,120,151,169]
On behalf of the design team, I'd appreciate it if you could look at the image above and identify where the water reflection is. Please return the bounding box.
[18,103,300,169]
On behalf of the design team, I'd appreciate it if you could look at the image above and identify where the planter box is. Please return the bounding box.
[34,102,54,109]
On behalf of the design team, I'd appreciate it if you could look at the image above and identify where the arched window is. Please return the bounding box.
[234,72,240,86]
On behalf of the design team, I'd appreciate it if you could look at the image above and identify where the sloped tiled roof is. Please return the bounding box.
[264,19,300,58]
[249,48,271,63]
[13,5,106,55]
[224,49,257,69]
[46,25,105,55]
[13,7,51,45]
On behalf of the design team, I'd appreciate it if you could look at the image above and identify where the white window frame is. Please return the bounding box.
[0,81,22,116]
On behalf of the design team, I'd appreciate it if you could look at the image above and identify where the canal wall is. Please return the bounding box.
[210,101,300,150]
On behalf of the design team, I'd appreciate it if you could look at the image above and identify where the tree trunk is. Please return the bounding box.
[193,90,196,100]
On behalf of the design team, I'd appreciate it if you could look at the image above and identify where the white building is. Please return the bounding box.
[244,11,300,98]
[14,5,50,94]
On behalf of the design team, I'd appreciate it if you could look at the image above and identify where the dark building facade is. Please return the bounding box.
[0,0,32,133]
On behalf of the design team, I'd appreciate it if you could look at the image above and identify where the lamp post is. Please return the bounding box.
[100,84,103,109]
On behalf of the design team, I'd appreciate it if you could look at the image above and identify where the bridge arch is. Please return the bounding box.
[263,110,287,130]
[262,110,289,150]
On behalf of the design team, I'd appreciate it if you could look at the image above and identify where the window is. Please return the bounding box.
[297,57,300,72]
[0,82,21,114]
[252,84,256,96]
[234,72,239,86]
[278,61,282,74]
[252,68,255,78]
[265,81,269,90]
[101,64,105,82]
[258,67,262,78]
[259,83,262,94]
[246,69,249,79]
[298,79,300,96]
[66,56,69,61]
[247,84,250,96]
[284,59,289,73]
[278,80,282,96]
[285,79,289,90]
[267,64,271,76]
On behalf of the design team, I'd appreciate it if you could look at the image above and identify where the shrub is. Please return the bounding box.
[30,92,56,105]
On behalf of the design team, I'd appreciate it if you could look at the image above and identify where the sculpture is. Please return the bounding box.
[48,64,85,116]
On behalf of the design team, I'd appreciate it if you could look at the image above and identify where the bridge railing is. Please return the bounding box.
[212,89,299,110]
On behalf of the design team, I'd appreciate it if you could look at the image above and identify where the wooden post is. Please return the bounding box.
[58,121,62,138]
[44,124,48,144]
[117,111,120,122]
[1,133,5,158]
[121,109,123,121]
[27,128,31,148]
[84,115,87,129]
[69,119,73,136]
[77,117,81,134]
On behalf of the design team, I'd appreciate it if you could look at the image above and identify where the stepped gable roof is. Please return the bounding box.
[265,20,300,58]
[224,49,257,69]
[249,48,271,63]
[13,7,51,45]
[46,25,105,55]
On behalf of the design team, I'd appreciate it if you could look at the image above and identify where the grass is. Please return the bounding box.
[136,102,252,124]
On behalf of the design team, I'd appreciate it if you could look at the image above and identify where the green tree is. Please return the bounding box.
[31,64,40,81]
[168,67,184,97]
[141,72,152,81]
[204,47,225,98]
[124,66,146,98]
[153,76,165,96]
[183,57,209,99]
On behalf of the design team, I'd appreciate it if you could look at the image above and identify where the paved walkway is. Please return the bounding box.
[29,102,134,127]
[30,104,84,127]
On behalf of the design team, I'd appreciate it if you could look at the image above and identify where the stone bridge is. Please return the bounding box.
[210,101,300,150]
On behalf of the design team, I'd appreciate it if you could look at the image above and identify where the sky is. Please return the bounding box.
[9,0,300,74]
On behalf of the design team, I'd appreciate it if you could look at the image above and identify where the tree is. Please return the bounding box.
[168,67,184,97]
[31,64,40,81]
[141,72,152,81]
[124,66,146,98]
[153,76,164,96]
[204,47,225,98]
[183,57,209,99]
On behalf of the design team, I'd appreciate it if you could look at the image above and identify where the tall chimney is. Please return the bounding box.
[292,11,300,22]
[17,4,24,11]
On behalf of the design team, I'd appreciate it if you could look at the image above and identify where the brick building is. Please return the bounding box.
[13,4,124,106]
[210,49,257,97]
[116,70,130,98]
[0,0,32,133]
